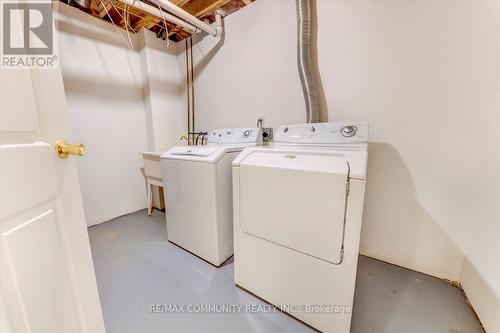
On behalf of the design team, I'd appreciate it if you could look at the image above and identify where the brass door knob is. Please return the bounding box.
[55,140,86,159]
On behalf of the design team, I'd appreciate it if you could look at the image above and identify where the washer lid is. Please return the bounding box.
[168,146,219,157]
[162,145,244,163]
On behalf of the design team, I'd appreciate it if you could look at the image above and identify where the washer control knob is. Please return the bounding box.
[340,125,357,137]
[243,130,252,138]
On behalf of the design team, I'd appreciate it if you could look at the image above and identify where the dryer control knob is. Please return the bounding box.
[243,130,252,138]
[340,125,357,137]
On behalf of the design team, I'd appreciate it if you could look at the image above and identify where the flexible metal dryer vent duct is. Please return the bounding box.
[296,0,320,123]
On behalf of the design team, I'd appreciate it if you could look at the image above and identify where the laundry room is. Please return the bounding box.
[0,1,498,333]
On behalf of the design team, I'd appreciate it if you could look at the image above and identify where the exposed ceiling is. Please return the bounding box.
[62,0,254,41]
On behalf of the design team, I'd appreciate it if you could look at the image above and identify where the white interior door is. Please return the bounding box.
[0,8,105,332]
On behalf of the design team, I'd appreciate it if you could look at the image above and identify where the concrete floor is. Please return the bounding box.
[88,210,483,333]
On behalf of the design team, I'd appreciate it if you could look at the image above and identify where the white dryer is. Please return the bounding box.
[161,128,262,266]
[232,122,368,333]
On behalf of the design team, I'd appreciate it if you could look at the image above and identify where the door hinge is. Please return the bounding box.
[345,180,350,196]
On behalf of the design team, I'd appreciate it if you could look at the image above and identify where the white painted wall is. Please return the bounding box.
[461,208,500,333]
[192,2,304,130]
[318,0,499,282]
[139,31,187,151]
[191,0,499,328]
[459,5,500,331]
[138,30,187,212]
[56,4,185,226]
[56,5,147,226]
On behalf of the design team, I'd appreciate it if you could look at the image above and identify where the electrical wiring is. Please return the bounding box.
[97,0,168,32]
[98,0,133,49]
[108,0,134,48]
[155,2,170,46]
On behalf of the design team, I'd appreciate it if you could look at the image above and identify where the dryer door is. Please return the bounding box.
[239,151,349,264]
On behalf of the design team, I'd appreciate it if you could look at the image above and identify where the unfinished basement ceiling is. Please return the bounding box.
[62,0,254,41]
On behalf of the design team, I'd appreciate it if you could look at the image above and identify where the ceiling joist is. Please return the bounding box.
[182,0,232,18]
[63,0,254,42]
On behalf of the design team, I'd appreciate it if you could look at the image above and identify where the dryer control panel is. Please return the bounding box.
[207,127,263,145]
[275,122,368,144]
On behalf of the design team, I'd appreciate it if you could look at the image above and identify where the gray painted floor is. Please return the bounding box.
[88,210,483,333]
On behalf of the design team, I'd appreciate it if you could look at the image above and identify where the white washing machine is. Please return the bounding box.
[161,128,262,266]
[232,122,368,333]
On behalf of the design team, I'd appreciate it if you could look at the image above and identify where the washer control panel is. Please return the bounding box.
[208,127,262,145]
[275,122,368,144]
